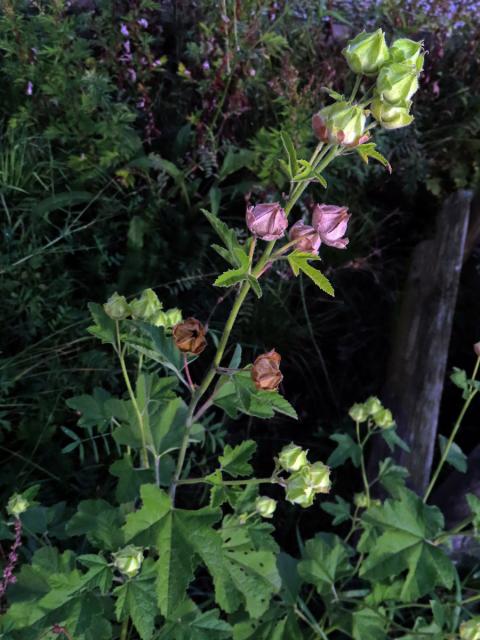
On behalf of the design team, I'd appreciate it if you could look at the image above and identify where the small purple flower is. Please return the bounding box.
[127,68,137,82]
[152,59,163,67]
[123,40,131,54]
[26,81,33,96]
[0,518,22,598]
[137,18,149,28]
[136,98,145,109]
[120,23,129,37]
[202,60,210,71]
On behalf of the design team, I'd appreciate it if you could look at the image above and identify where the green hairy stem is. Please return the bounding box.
[170,143,340,500]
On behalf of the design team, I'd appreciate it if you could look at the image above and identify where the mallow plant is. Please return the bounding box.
[2,30,480,640]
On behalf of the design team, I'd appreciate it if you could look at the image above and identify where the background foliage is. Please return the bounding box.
[1,0,480,637]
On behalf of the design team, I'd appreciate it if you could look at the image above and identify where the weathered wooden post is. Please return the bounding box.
[370,190,472,494]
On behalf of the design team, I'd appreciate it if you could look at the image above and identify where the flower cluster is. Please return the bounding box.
[117,18,165,142]
[278,443,331,508]
[312,30,423,146]
[349,396,394,429]
[103,289,182,328]
[247,202,351,250]
[345,30,423,130]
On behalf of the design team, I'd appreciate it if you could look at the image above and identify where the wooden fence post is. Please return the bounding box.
[370,190,472,494]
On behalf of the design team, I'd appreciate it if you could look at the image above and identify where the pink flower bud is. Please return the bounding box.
[289,220,321,255]
[474,342,480,357]
[312,204,351,249]
[246,203,288,241]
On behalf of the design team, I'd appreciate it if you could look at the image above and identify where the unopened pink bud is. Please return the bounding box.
[246,202,288,241]
[289,221,321,255]
[312,204,351,249]
[474,342,480,357]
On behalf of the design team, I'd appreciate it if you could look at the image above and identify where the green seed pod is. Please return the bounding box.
[373,408,394,429]
[307,462,331,494]
[112,545,144,578]
[354,493,381,508]
[7,493,29,517]
[255,496,277,519]
[376,62,419,104]
[130,288,163,322]
[371,97,414,130]
[460,619,480,640]
[364,396,383,416]
[389,38,424,71]
[162,307,182,328]
[103,292,131,320]
[343,29,390,75]
[349,402,369,423]
[285,467,315,508]
[278,443,309,472]
[354,492,369,508]
[312,101,368,147]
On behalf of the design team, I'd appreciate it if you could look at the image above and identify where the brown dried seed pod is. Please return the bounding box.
[251,349,283,391]
[173,318,207,355]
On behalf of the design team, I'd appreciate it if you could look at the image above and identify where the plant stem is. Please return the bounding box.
[248,236,256,268]
[154,455,161,487]
[183,354,195,392]
[192,377,228,422]
[115,321,149,469]
[462,593,480,606]
[169,143,340,500]
[356,421,370,507]
[120,618,129,640]
[169,287,250,499]
[349,75,362,102]
[176,476,275,486]
[424,356,480,502]
[270,232,318,259]
[434,516,473,544]
[294,603,329,639]
[284,144,337,218]
[344,506,361,544]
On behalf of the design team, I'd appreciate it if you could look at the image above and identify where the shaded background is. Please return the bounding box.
[1,0,480,548]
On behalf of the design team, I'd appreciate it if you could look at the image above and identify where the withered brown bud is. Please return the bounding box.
[173,318,207,355]
[251,349,283,391]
